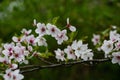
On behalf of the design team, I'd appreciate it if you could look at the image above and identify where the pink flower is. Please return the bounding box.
[101,40,113,58]
[35,36,47,46]
[46,23,60,37]
[35,23,47,36]
[64,46,76,60]
[3,69,24,80]
[55,30,68,45]
[0,56,11,64]
[66,18,76,32]
[13,46,25,62]
[115,41,120,50]
[112,52,120,65]
[2,43,14,58]
[21,28,32,36]
[109,30,120,42]
[71,40,88,59]
[12,36,23,43]
[55,48,65,61]
[91,34,100,45]
[9,64,18,69]
[81,49,93,61]
[26,35,36,45]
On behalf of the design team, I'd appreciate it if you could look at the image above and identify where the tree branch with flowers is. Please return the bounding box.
[0,17,120,80]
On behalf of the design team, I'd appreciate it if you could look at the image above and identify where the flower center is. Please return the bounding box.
[95,38,99,42]
[116,56,120,60]
[15,54,19,58]
[30,39,34,44]
[67,24,70,28]
[41,27,45,32]
[51,28,55,32]
[107,44,111,48]
[77,47,81,51]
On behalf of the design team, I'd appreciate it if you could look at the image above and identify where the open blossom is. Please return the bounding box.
[66,18,76,32]
[101,40,113,58]
[13,46,25,62]
[64,46,76,60]
[71,40,88,59]
[12,36,23,43]
[2,43,14,59]
[0,56,11,64]
[21,28,32,36]
[46,23,60,37]
[109,30,120,42]
[55,48,65,61]
[9,64,18,69]
[112,52,120,65]
[115,41,120,50]
[35,36,47,46]
[3,69,24,80]
[81,49,93,61]
[91,34,100,45]
[55,30,68,45]
[35,23,47,36]
[3,43,15,50]
[26,35,36,45]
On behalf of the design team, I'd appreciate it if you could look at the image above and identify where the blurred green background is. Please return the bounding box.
[0,0,120,80]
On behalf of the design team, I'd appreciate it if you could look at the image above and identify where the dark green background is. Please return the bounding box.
[0,0,120,80]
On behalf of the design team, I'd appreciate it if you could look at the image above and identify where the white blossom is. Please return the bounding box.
[3,69,24,80]
[101,40,113,58]
[35,23,47,36]
[35,36,47,46]
[66,18,76,32]
[91,34,100,45]
[13,46,25,62]
[55,49,65,61]
[26,35,36,45]
[21,28,32,36]
[55,30,68,45]
[81,49,93,61]
[109,30,120,42]
[71,40,88,59]
[46,23,60,37]
[9,64,18,69]
[64,46,76,60]
[115,41,120,50]
[0,56,11,64]
[12,36,23,43]
[112,52,120,65]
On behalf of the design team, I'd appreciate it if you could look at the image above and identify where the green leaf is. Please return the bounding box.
[39,52,54,58]
[52,16,59,25]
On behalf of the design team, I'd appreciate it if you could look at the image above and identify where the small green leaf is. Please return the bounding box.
[39,52,54,58]
[52,16,59,25]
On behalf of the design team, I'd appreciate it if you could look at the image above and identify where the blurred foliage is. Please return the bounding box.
[0,0,120,80]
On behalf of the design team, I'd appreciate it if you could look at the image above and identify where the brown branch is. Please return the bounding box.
[20,58,111,73]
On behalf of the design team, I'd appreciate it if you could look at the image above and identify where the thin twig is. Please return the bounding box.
[20,58,110,73]
[37,56,54,65]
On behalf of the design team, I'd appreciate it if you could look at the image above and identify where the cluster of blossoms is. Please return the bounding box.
[0,18,79,80]
[0,17,120,80]
[91,26,120,65]
[55,40,93,61]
